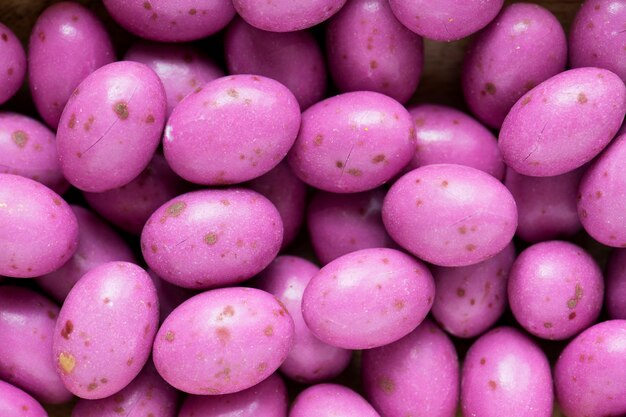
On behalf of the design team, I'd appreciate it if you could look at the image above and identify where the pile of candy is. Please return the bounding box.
[1,1,625,416]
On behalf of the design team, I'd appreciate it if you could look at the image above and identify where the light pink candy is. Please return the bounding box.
[0,380,48,417]
[289,384,380,417]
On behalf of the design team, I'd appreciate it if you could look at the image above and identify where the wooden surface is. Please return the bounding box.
[0,1,584,416]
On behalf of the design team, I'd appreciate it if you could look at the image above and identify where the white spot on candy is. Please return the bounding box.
[164,125,174,142]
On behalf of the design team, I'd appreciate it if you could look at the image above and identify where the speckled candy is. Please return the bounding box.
[499,67,626,176]
[289,384,380,417]
[36,205,135,302]
[288,91,416,193]
[84,154,189,235]
[578,133,626,246]
[406,104,504,179]
[462,3,567,128]
[0,23,26,106]
[508,241,604,340]
[153,287,294,395]
[28,2,114,129]
[326,0,423,104]
[257,256,351,383]
[141,188,283,289]
[431,243,515,338]
[163,75,300,185]
[0,380,47,417]
[606,249,626,319]
[362,319,459,417]
[307,188,395,265]
[0,112,68,194]
[52,262,159,399]
[178,373,288,417]
[248,161,307,249]
[382,164,517,267]
[302,248,435,349]
[570,0,626,84]
[505,167,584,243]
[232,0,346,32]
[462,327,553,417]
[71,362,178,417]
[555,320,626,417]
[225,17,327,110]
[0,286,72,404]
[0,174,78,278]
[388,0,504,41]
[103,0,236,42]
[56,61,166,192]
[124,41,224,117]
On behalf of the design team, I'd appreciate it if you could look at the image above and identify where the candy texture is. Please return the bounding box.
[0,23,26,106]
[0,380,48,417]
[289,384,380,417]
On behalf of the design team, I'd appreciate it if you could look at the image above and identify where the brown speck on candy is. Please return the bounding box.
[569,312,577,320]
[257,362,268,373]
[586,22,594,29]
[114,407,124,414]
[143,1,152,9]
[264,325,274,336]
[480,358,486,365]
[568,283,584,308]
[457,288,465,297]
[113,102,129,120]
[372,154,385,163]
[12,131,28,148]
[145,114,155,123]
[544,322,553,329]
[162,201,186,222]
[382,258,389,264]
[488,380,497,390]
[189,8,197,15]
[216,327,230,344]
[521,96,532,106]
[53,198,62,206]
[204,233,218,245]
[58,352,76,374]
[370,60,378,69]
[1,33,7,42]
[458,226,467,234]
[314,134,323,146]
[347,168,362,177]
[68,114,77,129]
[485,82,496,95]
[61,320,74,339]
[415,118,425,127]
[150,244,158,253]
[377,376,395,394]
[595,191,602,199]
[87,382,98,391]
[578,93,588,104]
[441,180,449,187]
[47,310,57,319]
[38,32,45,41]
[470,298,476,305]
[336,161,344,168]
[84,115,95,131]
[100,378,108,384]
[7,67,13,76]
[466,244,477,252]
[595,3,601,9]
[165,331,175,342]
[394,300,405,310]
[227,88,239,98]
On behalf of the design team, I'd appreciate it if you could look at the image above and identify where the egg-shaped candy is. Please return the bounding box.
[288,91,416,193]
[555,320,626,417]
[28,2,114,128]
[0,174,78,278]
[103,0,235,42]
[0,23,26,106]
[153,287,294,395]
[499,67,626,176]
[225,18,326,110]
[56,61,167,192]
[290,384,380,417]
[52,262,159,399]
[382,164,517,267]
[302,248,434,349]
[362,319,459,417]
[462,3,567,128]
[141,188,283,289]
[164,75,300,185]
[0,380,48,417]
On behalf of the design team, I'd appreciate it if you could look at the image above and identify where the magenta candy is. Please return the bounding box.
[462,3,567,128]
[52,262,159,399]
[578,133,626,246]
[461,327,553,417]
[326,0,423,104]
[163,75,301,185]
[0,23,26,106]
[499,67,626,176]
[257,256,352,383]
[382,164,517,267]
[607,249,626,319]
[124,41,224,117]
[248,161,307,249]
[71,362,178,417]
[179,373,288,417]
[36,205,135,303]
[28,2,114,129]
[153,287,294,395]
[103,0,236,42]
[288,91,416,193]
[362,319,459,417]
[307,188,395,265]
[505,167,584,243]
[141,188,283,289]
[555,320,626,417]
[508,241,604,340]
[289,384,380,417]
[56,61,167,192]
[570,0,626,84]
[0,286,72,404]
[0,380,48,417]
[225,18,327,110]
[84,154,188,235]
[302,248,435,349]
[0,112,68,194]
[406,104,504,180]
[431,243,515,338]
[388,0,504,41]
[0,174,78,278]
[232,0,347,32]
